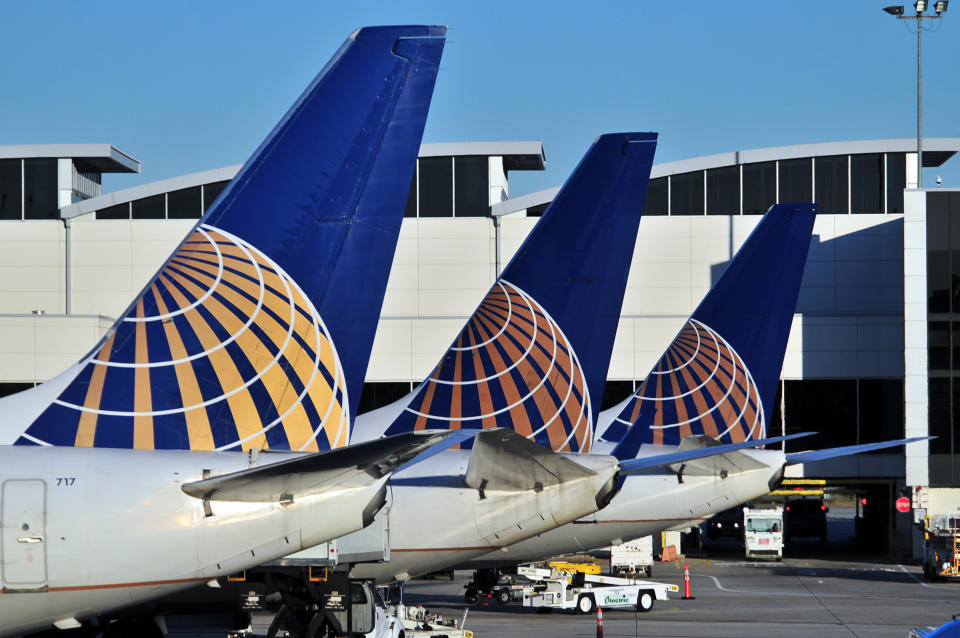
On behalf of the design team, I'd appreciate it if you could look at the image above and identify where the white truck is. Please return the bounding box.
[519,566,678,614]
[743,506,784,560]
[609,536,654,577]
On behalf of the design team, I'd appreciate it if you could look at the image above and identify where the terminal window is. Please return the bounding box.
[670,171,704,215]
[778,158,812,205]
[0,159,21,220]
[167,186,202,219]
[706,165,739,215]
[815,155,848,214]
[850,153,883,214]
[24,158,57,220]
[742,162,775,215]
[643,177,667,215]
[454,156,489,217]
[418,157,453,217]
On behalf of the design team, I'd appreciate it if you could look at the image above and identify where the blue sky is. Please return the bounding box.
[2,1,958,196]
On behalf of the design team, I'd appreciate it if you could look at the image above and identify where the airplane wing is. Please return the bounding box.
[785,436,933,465]
[464,429,600,491]
[618,432,814,475]
[182,430,472,503]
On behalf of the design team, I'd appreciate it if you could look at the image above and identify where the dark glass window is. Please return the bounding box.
[778,158,812,204]
[167,187,202,219]
[0,382,33,398]
[857,379,904,444]
[930,378,951,454]
[454,156,488,217]
[203,181,229,210]
[886,153,907,213]
[0,159,21,220]
[670,171,703,215]
[763,383,784,449]
[527,203,550,217]
[418,157,453,217]
[403,168,417,218]
[851,153,883,214]
[929,321,950,370]
[783,379,857,451]
[601,381,635,411]
[356,382,412,415]
[24,158,58,220]
[742,162,775,215]
[928,202,951,313]
[95,203,130,220]
[815,155,848,214]
[706,165,739,215]
[132,194,165,219]
[644,177,667,215]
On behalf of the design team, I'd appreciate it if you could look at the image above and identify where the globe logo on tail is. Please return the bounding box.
[20,224,349,452]
[390,280,593,452]
[613,319,764,446]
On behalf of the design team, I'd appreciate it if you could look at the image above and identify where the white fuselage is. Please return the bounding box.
[463,448,785,568]
[347,449,619,583]
[0,446,387,638]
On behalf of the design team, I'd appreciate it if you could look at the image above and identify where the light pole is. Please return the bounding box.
[884,1,949,188]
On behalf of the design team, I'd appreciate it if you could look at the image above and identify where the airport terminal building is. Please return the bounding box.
[1,138,959,556]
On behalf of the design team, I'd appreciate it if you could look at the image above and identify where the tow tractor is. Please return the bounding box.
[922,513,960,581]
[519,566,678,614]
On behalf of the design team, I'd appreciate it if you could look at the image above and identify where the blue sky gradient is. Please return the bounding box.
[2,1,958,196]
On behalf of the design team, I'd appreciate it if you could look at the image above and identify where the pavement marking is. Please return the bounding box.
[898,564,957,590]
[702,572,957,603]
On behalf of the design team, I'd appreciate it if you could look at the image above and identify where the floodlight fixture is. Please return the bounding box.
[935,0,949,14]
[916,0,928,12]
[884,5,905,14]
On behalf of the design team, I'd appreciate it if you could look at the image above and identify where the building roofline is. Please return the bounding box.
[60,165,241,219]
[650,138,960,178]
[418,141,546,170]
[490,186,560,217]
[0,144,140,173]
[60,141,548,219]
[488,138,960,216]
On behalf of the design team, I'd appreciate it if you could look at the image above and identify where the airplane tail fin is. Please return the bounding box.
[602,203,816,447]
[380,133,658,452]
[13,26,446,452]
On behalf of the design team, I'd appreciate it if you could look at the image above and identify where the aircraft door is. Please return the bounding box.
[1,479,48,592]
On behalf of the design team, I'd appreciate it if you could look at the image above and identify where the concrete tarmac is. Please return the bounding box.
[402,557,960,638]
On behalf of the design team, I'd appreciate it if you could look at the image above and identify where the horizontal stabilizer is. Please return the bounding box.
[183,431,461,503]
[785,436,933,465]
[619,432,814,475]
[464,429,597,492]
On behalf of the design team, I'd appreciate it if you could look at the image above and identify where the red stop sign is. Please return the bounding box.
[895,496,911,513]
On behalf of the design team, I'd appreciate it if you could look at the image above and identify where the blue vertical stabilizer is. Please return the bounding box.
[381,133,657,452]
[608,203,816,451]
[15,26,446,452]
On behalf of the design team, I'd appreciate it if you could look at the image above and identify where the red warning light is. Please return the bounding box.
[785,506,790,511]
[860,497,868,506]
[821,505,826,511]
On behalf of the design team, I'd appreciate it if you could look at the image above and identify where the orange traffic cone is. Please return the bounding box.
[597,606,603,638]
[682,563,695,600]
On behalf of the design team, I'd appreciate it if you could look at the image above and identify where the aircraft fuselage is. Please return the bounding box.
[0,446,386,637]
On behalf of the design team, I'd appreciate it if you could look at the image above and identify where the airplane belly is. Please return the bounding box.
[353,457,618,583]
[467,468,778,567]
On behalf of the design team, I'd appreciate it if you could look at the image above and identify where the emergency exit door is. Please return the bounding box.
[1,479,48,592]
